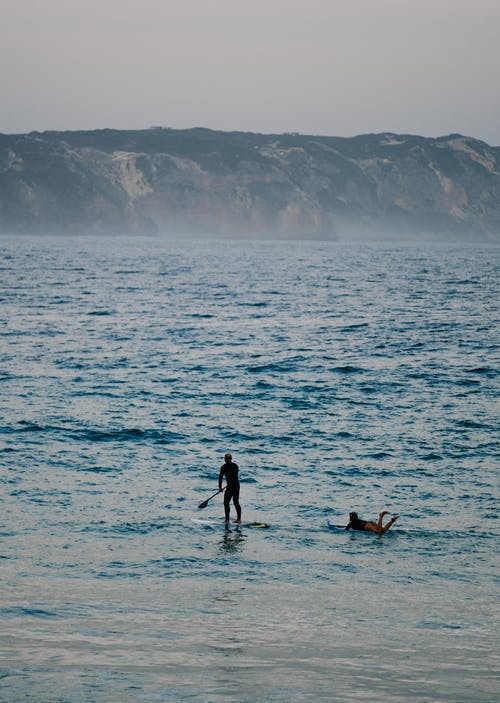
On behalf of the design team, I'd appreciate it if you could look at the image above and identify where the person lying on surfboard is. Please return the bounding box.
[218,452,242,524]
[346,510,399,533]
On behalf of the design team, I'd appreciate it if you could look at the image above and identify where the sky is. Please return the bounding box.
[1,0,499,144]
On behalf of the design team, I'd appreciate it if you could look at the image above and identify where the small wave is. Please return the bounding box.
[255,379,275,388]
[366,451,393,459]
[339,322,370,331]
[330,365,364,374]
[342,467,367,477]
[416,621,462,630]
[446,277,479,286]
[110,521,169,535]
[74,427,186,443]
[78,465,122,474]
[296,383,326,393]
[158,556,206,567]
[223,430,262,442]
[94,566,144,579]
[54,359,87,369]
[81,521,161,535]
[454,419,489,430]
[247,359,303,373]
[465,366,497,376]
[3,422,186,445]
[0,421,53,435]
[237,301,269,308]
[284,398,316,410]
[455,378,481,387]
[243,446,274,455]
[1,607,59,619]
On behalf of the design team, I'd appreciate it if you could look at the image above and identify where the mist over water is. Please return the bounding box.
[1,234,499,702]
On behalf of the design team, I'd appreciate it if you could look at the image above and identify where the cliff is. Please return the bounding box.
[1,127,499,240]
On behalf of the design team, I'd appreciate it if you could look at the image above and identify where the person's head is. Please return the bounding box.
[224,452,232,463]
[349,512,358,522]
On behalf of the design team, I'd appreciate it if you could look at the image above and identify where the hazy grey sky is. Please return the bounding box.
[2,0,499,143]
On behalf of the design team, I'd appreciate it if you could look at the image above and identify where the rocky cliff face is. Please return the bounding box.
[1,127,499,240]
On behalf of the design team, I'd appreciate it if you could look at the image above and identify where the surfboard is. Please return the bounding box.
[326,519,346,531]
[326,519,395,535]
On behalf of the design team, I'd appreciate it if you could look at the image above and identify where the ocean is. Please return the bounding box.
[0,234,498,702]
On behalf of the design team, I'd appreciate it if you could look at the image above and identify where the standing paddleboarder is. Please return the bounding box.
[219,452,242,524]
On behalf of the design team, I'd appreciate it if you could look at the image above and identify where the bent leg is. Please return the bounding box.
[381,515,399,533]
[364,513,397,534]
[376,511,389,529]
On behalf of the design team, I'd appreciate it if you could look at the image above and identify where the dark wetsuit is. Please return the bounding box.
[219,461,241,522]
[346,517,367,531]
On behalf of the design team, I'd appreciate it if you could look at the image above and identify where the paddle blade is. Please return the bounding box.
[198,487,223,509]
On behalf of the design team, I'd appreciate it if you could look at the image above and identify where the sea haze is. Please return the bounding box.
[0,234,499,702]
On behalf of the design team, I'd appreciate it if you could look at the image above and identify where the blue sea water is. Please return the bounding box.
[0,234,499,703]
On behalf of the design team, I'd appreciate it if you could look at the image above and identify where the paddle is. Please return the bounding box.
[198,487,224,510]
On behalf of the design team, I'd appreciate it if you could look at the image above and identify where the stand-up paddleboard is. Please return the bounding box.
[192,518,219,529]
[192,518,269,529]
